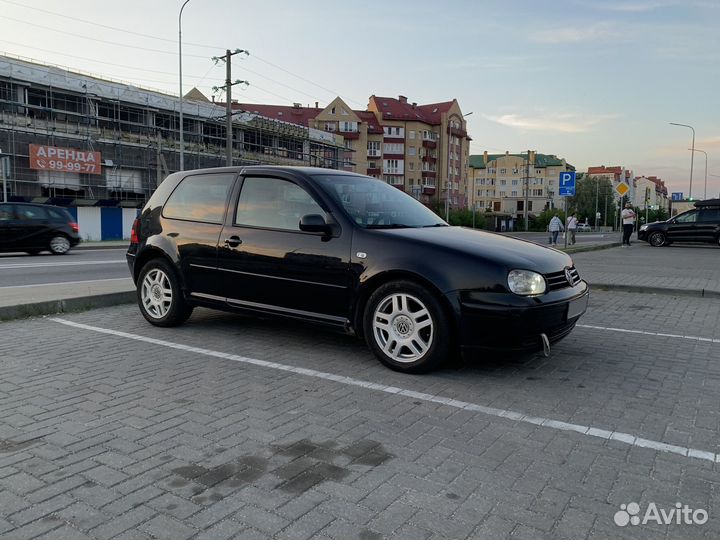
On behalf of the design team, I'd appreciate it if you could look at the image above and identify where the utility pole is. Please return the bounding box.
[524,150,531,231]
[213,49,249,166]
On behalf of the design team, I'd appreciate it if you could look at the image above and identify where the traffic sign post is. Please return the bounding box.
[559,172,576,248]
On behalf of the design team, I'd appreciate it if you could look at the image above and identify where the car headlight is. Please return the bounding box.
[639,224,648,231]
[507,269,546,296]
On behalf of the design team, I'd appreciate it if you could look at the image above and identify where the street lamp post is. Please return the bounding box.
[669,122,695,199]
[178,0,191,172]
[688,148,708,200]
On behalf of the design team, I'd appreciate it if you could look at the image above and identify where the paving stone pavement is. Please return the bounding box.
[0,288,718,539]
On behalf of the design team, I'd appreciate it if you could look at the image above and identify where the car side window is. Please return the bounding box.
[235,177,325,231]
[16,205,48,220]
[163,173,235,224]
[674,210,698,223]
[698,208,720,222]
[0,204,13,221]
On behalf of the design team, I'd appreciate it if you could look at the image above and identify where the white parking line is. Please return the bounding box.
[50,317,719,464]
[0,260,126,270]
[578,324,720,344]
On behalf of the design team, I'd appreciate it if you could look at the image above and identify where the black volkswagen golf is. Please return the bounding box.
[127,167,588,373]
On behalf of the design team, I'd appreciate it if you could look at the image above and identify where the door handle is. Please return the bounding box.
[224,236,242,248]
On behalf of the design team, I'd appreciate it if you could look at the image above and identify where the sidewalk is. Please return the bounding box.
[1,242,716,321]
[76,240,130,249]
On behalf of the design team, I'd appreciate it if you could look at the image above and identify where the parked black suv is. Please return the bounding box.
[0,202,80,255]
[638,199,720,247]
[127,166,589,373]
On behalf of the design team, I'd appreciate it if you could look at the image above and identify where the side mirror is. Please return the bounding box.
[299,214,331,234]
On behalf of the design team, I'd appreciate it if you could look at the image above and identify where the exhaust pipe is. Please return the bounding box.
[540,333,550,357]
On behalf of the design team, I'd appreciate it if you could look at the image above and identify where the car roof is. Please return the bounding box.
[177,166,367,178]
[694,198,720,208]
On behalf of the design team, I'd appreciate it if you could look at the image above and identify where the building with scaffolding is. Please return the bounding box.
[0,54,346,208]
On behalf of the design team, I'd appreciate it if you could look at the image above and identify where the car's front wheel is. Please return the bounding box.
[137,258,193,327]
[364,280,450,373]
[648,231,666,247]
[49,235,71,254]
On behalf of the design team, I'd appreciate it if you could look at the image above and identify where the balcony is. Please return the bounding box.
[421,140,437,149]
[367,167,381,175]
[339,131,360,140]
[421,170,437,178]
[421,155,437,163]
[367,149,381,158]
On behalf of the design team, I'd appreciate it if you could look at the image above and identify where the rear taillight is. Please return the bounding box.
[130,218,140,245]
[69,221,79,233]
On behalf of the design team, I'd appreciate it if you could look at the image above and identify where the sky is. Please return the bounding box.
[1,0,719,197]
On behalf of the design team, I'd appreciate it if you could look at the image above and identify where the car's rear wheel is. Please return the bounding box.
[364,280,449,373]
[137,258,193,327]
[648,231,666,247]
[49,235,71,254]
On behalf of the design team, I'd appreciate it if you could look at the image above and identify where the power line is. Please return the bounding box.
[0,0,364,107]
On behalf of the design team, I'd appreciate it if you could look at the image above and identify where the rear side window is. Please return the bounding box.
[47,208,71,221]
[16,205,48,220]
[699,208,720,222]
[163,173,235,224]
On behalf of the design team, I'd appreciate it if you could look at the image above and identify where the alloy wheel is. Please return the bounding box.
[372,293,434,363]
[141,268,173,319]
[49,236,71,254]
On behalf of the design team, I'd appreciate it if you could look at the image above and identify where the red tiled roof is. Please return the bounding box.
[233,103,320,127]
[356,111,383,134]
[587,166,623,175]
[370,96,455,125]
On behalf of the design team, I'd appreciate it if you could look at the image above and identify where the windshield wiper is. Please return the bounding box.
[365,223,414,229]
[422,223,449,227]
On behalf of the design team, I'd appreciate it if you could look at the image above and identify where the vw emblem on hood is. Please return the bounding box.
[564,267,574,285]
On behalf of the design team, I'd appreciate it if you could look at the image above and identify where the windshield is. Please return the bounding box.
[313,174,447,229]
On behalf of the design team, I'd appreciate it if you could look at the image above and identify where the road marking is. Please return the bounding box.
[0,260,126,270]
[50,317,719,464]
[578,324,720,344]
[0,278,132,290]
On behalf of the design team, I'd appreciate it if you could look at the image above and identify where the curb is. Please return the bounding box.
[0,291,136,322]
[589,283,720,298]
[75,243,129,250]
[562,242,622,254]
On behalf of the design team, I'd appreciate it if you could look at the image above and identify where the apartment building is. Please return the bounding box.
[238,95,471,208]
[586,165,635,201]
[468,151,575,223]
[634,175,669,210]
[0,54,345,205]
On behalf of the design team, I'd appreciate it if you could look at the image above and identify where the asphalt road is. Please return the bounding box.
[0,248,129,288]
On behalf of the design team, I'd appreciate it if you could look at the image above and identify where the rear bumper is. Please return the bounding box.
[447,281,589,352]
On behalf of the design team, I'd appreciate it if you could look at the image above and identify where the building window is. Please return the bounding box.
[535,168,542,175]
[324,122,336,132]
[383,143,405,154]
[511,190,518,197]
[409,130,415,139]
[367,141,381,156]
[330,107,336,115]
[409,162,415,171]
[500,179,506,185]
[512,179,518,186]
[499,168,506,174]
[340,121,358,132]
[408,146,416,156]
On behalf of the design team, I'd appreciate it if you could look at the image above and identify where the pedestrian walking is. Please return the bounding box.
[621,203,636,247]
[567,212,578,245]
[548,213,564,246]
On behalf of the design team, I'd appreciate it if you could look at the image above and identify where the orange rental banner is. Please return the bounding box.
[29,144,102,175]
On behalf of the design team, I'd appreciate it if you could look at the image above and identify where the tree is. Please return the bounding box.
[566,176,617,227]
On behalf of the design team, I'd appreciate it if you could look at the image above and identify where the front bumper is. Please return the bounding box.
[448,281,589,352]
[637,229,649,241]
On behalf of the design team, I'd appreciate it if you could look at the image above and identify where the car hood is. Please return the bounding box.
[376,226,573,273]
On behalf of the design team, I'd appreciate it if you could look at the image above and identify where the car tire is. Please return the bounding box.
[648,232,666,247]
[137,258,193,327]
[49,235,72,255]
[363,280,450,374]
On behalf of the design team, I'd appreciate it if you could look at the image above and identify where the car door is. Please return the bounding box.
[696,207,720,242]
[13,205,50,249]
[216,174,353,325]
[0,204,16,250]
[666,209,699,242]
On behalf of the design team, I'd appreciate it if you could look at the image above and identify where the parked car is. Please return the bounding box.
[0,202,80,255]
[638,199,720,247]
[577,223,592,232]
[127,167,589,373]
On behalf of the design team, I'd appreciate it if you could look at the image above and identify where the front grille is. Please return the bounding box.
[545,266,581,291]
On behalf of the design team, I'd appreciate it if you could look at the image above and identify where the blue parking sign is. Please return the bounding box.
[559,171,576,196]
